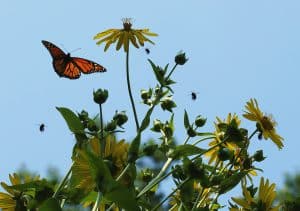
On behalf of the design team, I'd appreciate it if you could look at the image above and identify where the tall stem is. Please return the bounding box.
[126,48,139,131]
[52,163,73,199]
[99,104,104,157]
[92,192,102,211]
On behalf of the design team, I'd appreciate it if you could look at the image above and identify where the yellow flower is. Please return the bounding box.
[0,173,40,210]
[72,135,129,207]
[230,177,280,211]
[243,98,284,149]
[94,18,158,52]
[205,113,241,164]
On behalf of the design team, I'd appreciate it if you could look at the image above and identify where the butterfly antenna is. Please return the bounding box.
[70,48,82,54]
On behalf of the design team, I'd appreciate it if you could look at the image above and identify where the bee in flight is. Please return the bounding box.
[39,123,46,132]
[190,91,199,101]
[145,48,150,54]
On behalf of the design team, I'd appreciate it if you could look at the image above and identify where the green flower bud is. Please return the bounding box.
[151,119,163,132]
[242,157,252,170]
[188,162,205,179]
[253,150,265,162]
[141,168,154,183]
[105,120,117,131]
[217,148,233,161]
[161,98,176,112]
[78,110,89,121]
[87,120,98,132]
[93,89,108,105]
[143,144,158,156]
[141,89,150,100]
[195,115,207,127]
[163,123,173,138]
[175,52,188,65]
[187,126,197,137]
[113,111,128,127]
[172,165,186,180]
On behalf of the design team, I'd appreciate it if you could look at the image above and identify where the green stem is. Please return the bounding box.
[191,160,220,211]
[99,104,104,157]
[126,48,139,131]
[137,158,173,198]
[249,128,259,140]
[52,163,73,199]
[151,177,190,211]
[192,136,216,146]
[92,192,102,211]
[116,163,131,181]
[165,63,178,81]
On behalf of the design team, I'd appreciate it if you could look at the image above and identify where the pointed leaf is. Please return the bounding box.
[184,110,190,129]
[105,186,139,211]
[169,144,205,159]
[139,111,150,132]
[56,107,84,133]
[219,171,248,194]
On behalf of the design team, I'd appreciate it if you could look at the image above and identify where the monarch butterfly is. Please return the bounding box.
[42,40,106,79]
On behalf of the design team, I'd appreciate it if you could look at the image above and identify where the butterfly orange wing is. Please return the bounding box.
[71,57,106,74]
[42,40,81,79]
[42,40,106,79]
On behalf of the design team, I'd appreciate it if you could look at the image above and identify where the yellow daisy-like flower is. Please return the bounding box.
[205,113,241,164]
[72,135,129,208]
[73,135,129,189]
[0,173,40,210]
[230,177,280,211]
[94,18,158,52]
[243,98,284,149]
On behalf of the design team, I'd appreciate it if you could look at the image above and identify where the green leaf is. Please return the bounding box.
[169,144,205,159]
[148,59,164,85]
[105,186,139,211]
[139,110,151,132]
[39,198,62,211]
[80,150,114,193]
[56,107,84,133]
[128,133,141,162]
[219,171,248,194]
[184,110,190,129]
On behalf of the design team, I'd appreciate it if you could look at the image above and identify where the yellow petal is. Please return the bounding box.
[96,30,120,46]
[231,197,251,209]
[132,31,145,46]
[123,31,129,52]
[93,29,118,40]
[128,31,139,48]
[116,32,125,51]
[0,192,15,208]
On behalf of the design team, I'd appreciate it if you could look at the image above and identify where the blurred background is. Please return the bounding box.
[1,0,300,209]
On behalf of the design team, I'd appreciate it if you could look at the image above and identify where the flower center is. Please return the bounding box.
[122,18,132,30]
[261,116,274,131]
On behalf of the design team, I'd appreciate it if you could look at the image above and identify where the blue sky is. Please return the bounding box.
[1,0,300,208]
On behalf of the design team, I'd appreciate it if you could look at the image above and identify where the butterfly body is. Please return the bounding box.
[42,40,106,79]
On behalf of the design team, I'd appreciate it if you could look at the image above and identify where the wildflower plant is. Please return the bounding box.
[0,20,285,210]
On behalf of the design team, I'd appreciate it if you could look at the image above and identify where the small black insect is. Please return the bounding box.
[39,123,45,132]
[191,92,198,101]
[145,48,150,54]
